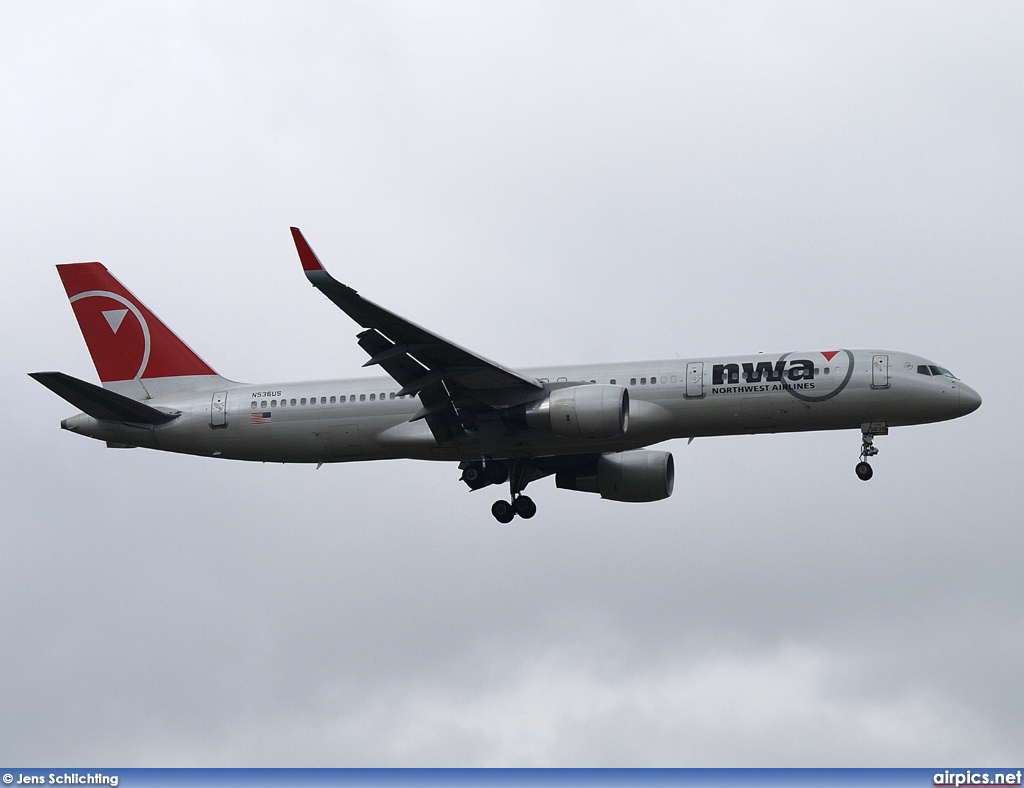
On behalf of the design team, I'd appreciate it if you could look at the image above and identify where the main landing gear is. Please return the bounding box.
[489,458,537,523]
[856,422,887,481]
[491,495,536,523]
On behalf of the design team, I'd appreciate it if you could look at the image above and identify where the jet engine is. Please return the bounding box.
[524,385,629,439]
[555,449,674,502]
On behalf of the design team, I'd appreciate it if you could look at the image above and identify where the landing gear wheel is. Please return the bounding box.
[513,495,537,519]
[855,461,873,481]
[491,500,515,523]
[486,462,509,485]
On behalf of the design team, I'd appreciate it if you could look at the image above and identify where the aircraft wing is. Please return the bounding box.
[291,228,543,446]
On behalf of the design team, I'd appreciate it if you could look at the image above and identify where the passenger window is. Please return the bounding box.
[640,378,647,385]
[300,398,306,405]
[630,378,636,386]
[823,367,829,375]
[281,400,287,407]
[670,376,677,383]
[610,379,616,385]
[369,393,376,401]
[251,401,257,409]
[290,398,296,406]
[660,376,667,384]
[380,393,385,399]
[360,394,366,402]
[271,400,277,407]
[261,401,267,409]
[330,396,336,404]
[390,392,395,399]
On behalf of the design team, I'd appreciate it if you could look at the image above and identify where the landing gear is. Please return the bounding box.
[491,493,536,522]
[461,459,509,490]
[491,499,515,523]
[856,422,885,481]
[489,459,537,521]
[513,495,537,519]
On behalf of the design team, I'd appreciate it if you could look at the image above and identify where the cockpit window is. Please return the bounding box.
[922,364,958,379]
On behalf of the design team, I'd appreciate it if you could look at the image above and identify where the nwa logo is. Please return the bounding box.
[713,358,815,387]
[710,350,854,403]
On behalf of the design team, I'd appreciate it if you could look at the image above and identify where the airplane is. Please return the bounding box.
[31,228,982,522]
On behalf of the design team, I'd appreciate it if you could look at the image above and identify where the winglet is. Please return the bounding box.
[290,227,325,272]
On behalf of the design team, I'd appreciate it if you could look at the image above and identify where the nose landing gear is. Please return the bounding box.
[856,422,887,481]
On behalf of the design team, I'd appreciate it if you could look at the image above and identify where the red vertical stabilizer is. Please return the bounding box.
[57,262,218,385]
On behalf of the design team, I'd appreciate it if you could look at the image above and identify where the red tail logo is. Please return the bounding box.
[57,263,217,382]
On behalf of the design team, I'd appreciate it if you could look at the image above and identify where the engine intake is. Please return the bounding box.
[525,385,628,439]
[556,450,674,502]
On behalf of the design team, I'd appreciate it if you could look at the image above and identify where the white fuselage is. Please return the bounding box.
[60,349,981,464]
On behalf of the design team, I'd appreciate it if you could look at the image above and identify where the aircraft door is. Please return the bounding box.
[685,362,704,398]
[211,390,227,427]
[871,355,890,389]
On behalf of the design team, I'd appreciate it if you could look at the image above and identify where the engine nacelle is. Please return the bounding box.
[556,450,674,502]
[525,385,629,439]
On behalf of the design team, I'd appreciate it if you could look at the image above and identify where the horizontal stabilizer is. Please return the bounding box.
[29,371,180,424]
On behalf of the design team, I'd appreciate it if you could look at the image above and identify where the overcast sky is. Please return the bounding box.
[1,0,1022,767]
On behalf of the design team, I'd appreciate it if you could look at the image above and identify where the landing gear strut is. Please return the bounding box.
[491,459,536,522]
[856,422,886,481]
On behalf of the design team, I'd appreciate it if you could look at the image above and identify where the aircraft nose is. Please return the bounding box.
[959,383,982,415]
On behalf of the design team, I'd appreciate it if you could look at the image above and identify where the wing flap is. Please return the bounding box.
[355,327,464,445]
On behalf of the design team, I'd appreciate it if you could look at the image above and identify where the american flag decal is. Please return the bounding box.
[251,411,272,424]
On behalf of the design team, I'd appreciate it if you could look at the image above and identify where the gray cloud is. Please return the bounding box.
[1,0,1021,766]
